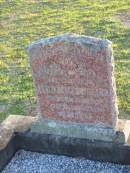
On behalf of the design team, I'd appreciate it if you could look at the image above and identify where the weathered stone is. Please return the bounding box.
[29,34,130,143]
[0,126,13,151]
[0,115,36,150]
[1,115,36,132]
[29,33,118,128]
[116,119,130,144]
[31,118,130,144]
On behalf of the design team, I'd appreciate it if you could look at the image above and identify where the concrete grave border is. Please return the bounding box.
[0,115,130,172]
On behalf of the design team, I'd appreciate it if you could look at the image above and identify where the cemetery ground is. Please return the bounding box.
[0,0,130,122]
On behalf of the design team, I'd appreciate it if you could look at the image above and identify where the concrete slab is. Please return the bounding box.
[31,118,130,144]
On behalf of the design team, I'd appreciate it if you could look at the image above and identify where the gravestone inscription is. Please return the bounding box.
[29,33,118,128]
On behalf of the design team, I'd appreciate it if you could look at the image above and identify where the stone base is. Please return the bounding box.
[31,118,130,144]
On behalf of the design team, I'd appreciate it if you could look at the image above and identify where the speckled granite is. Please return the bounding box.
[29,33,118,128]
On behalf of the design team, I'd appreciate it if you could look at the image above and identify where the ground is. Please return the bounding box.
[0,0,130,121]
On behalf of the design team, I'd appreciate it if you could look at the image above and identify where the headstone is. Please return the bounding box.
[29,33,130,143]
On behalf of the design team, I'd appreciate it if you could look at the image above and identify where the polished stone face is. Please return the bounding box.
[29,33,118,127]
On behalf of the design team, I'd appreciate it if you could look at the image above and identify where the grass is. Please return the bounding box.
[0,0,130,121]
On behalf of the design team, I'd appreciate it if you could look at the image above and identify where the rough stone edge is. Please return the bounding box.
[106,43,119,128]
[30,118,129,144]
[116,119,130,144]
[28,33,112,55]
[0,115,36,150]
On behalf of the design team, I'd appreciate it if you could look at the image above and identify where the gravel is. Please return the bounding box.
[2,150,130,173]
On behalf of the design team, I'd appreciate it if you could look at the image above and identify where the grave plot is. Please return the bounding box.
[0,34,130,172]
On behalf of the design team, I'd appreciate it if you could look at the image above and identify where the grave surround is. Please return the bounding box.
[0,34,130,171]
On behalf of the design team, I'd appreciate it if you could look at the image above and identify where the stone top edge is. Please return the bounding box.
[28,33,112,52]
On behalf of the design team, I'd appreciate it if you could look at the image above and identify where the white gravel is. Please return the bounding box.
[2,150,130,173]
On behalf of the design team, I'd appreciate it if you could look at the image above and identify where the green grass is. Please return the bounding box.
[0,0,130,121]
